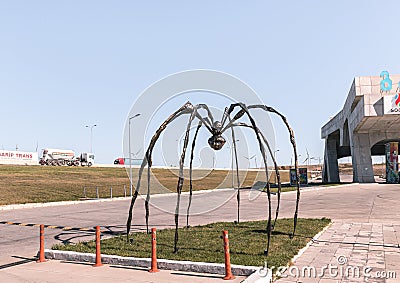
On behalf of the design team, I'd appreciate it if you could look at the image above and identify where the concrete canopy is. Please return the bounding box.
[321,74,400,183]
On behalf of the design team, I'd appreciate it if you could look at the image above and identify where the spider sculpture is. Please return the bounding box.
[126,101,300,256]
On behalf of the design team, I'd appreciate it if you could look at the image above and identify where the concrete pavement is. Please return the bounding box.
[1,182,400,282]
[277,183,400,283]
[276,222,400,283]
[0,259,247,283]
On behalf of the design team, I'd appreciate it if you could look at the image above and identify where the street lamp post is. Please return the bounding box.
[85,124,97,153]
[231,146,234,188]
[230,139,239,188]
[129,113,141,197]
[227,145,234,188]
[291,154,302,167]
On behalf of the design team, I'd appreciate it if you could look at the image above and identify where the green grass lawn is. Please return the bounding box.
[0,165,130,205]
[53,218,330,268]
[0,165,292,205]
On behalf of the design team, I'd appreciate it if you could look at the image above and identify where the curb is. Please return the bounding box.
[0,187,236,211]
[44,249,258,276]
[0,197,129,211]
[284,183,357,195]
[0,183,356,211]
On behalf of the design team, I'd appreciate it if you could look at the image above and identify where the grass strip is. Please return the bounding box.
[53,218,330,268]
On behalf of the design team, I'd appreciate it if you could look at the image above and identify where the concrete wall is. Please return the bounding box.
[321,74,400,183]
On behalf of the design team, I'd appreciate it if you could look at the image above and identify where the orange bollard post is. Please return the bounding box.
[222,230,235,280]
[93,226,103,267]
[37,224,46,263]
[149,228,159,273]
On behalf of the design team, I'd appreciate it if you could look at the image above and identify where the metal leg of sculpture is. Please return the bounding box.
[257,130,281,229]
[197,104,214,125]
[222,103,299,238]
[126,102,194,241]
[126,190,139,242]
[126,156,148,242]
[226,122,281,229]
[186,121,202,228]
[145,155,151,234]
[229,117,241,223]
[252,127,281,230]
[174,111,197,253]
[220,107,229,129]
[223,103,272,256]
[248,105,300,238]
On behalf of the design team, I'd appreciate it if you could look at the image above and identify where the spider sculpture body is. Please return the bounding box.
[126,102,300,256]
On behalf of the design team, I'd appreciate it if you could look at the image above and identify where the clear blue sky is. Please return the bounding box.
[0,1,398,166]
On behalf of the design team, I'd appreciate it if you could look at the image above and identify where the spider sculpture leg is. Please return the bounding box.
[197,103,214,125]
[223,103,299,237]
[220,106,231,129]
[145,156,151,233]
[186,121,202,228]
[229,116,241,223]
[256,129,281,229]
[173,104,215,248]
[173,110,199,253]
[126,102,195,242]
[226,122,281,229]
[127,101,216,243]
[126,146,151,242]
[223,103,273,256]
[247,104,300,238]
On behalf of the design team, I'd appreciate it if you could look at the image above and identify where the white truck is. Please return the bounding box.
[79,152,95,167]
[39,148,94,167]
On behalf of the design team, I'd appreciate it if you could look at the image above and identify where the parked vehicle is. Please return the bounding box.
[114,158,141,165]
[114,157,125,165]
[39,148,94,166]
[78,152,95,167]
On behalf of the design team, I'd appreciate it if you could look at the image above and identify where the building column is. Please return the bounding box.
[322,137,340,183]
[350,133,374,183]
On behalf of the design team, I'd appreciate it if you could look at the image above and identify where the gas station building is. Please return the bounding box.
[321,73,400,183]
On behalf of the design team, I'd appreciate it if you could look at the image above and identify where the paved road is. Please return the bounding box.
[276,183,400,283]
[1,183,400,282]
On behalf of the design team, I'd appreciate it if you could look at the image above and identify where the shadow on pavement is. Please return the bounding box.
[0,256,36,270]
[110,265,148,271]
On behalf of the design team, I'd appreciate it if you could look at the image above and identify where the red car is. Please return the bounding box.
[114,158,125,165]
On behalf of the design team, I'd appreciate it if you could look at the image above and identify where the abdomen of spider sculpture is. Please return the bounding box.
[208,134,226,150]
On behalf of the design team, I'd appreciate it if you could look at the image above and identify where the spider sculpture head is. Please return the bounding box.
[208,121,226,150]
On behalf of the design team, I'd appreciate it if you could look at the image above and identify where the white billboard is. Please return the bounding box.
[384,94,400,115]
[0,150,39,165]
